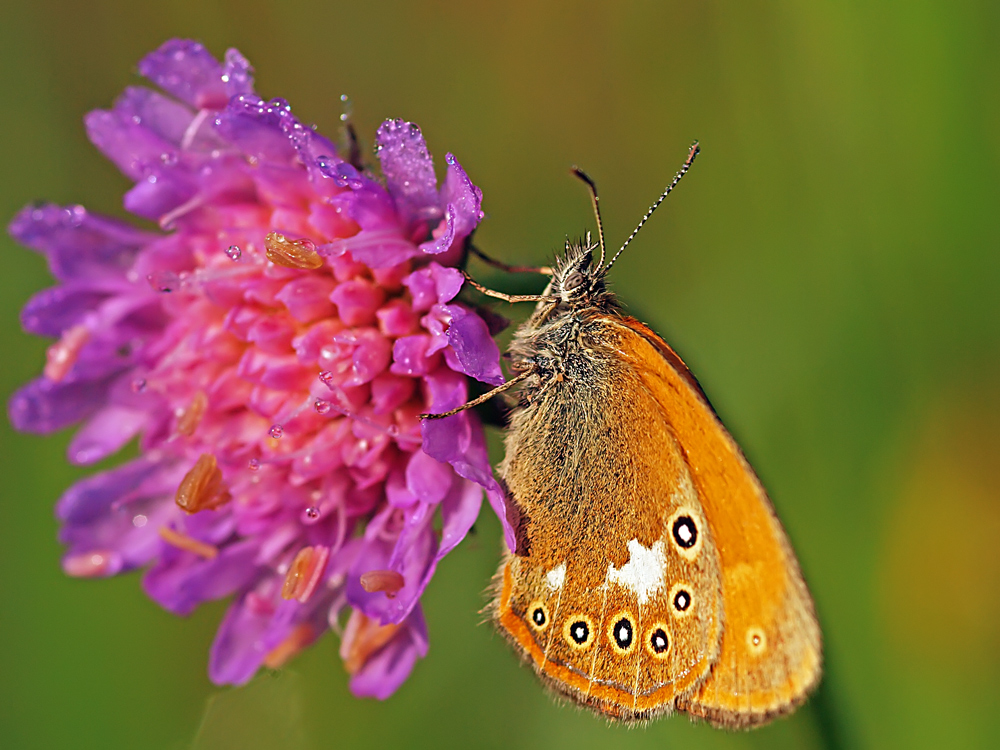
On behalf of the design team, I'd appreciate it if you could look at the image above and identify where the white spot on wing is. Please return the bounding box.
[607,539,667,604]
[546,563,567,590]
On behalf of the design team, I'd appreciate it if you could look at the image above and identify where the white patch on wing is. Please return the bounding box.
[607,539,667,604]
[545,563,567,590]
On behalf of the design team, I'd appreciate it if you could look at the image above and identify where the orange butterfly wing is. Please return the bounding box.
[614,316,822,727]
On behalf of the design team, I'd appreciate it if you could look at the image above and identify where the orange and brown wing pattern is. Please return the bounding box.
[613,316,822,727]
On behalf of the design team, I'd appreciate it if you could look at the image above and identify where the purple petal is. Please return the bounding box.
[144,539,261,616]
[444,305,504,385]
[67,405,149,465]
[346,506,434,624]
[324,230,420,270]
[8,377,110,433]
[137,39,229,110]
[20,283,112,337]
[418,204,455,255]
[8,204,158,282]
[209,584,281,684]
[222,48,255,98]
[375,119,440,224]
[404,449,454,505]
[421,402,514,552]
[55,457,158,525]
[440,153,484,243]
[349,606,429,700]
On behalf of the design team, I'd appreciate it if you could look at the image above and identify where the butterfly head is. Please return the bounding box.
[553,234,607,306]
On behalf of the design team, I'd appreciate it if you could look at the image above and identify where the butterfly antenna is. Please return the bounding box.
[604,141,700,273]
[571,167,606,268]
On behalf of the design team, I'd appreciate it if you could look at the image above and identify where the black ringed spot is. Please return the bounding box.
[532,608,546,627]
[613,617,634,651]
[673,589,691,612]
[569,620,590,645]
[650,627,670,654]
[672,515,698,549]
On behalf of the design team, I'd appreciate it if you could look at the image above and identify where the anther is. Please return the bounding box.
[158,526,219,559]
[265,231,324,270]
[176,391,208,437]
[339,610,401,675]
[63,549,116,577]
[174,453,232,513]
[359,569,405,598]
[281,545,331,602]
[44,325,89,382]
[263,623,317,669]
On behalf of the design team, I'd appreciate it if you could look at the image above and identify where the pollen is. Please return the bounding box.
[281,545,331,602]
[44,324,90,382]
[158,525,219,559]
[176,390,208,437]
[174,453,232,513]
[359,569,405,598]
[339,610,401,675]
[263,623,317,669]
[264,231,324,270]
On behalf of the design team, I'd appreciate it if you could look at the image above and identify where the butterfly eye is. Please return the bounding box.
[527,600,550,631]
[646,624,672,659]
[669,582,694,618]
[563,615,595,650]
[562,270,585,291]
[608,614,635,654]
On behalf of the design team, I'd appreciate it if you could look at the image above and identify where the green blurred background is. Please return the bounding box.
[2,1,999,748]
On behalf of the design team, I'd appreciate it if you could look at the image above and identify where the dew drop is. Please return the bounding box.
[314,399,331,415]
[130,378,147,393]
[226,244,242,261]
[305,506,320,520]
[318,370,335,386]
[147,270,180,293]
[269,424,284,439]
[386,424,400,437]
[248,458,260,471]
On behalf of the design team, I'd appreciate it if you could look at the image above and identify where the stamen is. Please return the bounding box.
[44,325,89,382]
[263,623,317,669]
[174,453,232,513]
[360,569,405,598]
[176,390,208,437]
[265,231,324,270]
[158,525,219,559]
[281,545,331,602]
[339,610,401,675]
[63,549,116,577]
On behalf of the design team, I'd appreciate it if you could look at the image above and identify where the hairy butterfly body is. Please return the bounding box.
[484,145,821,727]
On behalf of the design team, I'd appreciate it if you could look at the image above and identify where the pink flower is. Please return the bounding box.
[8,39,511,698]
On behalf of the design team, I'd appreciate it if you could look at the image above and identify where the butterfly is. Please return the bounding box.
[428,142,821,727]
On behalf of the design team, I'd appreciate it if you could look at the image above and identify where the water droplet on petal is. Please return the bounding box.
[318,371,335,386]
[269,424,284,439]
[248,458,260,471]
[226,244,242,261]
[130,378,147,393]
[314,399,331,415]
[147,270,180,293]
[305,506,320,520]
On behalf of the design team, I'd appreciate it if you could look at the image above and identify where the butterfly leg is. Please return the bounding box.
[468,244,554,276]
[463,272,558,304]
[420,370,533,420]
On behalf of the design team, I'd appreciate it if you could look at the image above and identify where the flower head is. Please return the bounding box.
[8,39,511,697]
